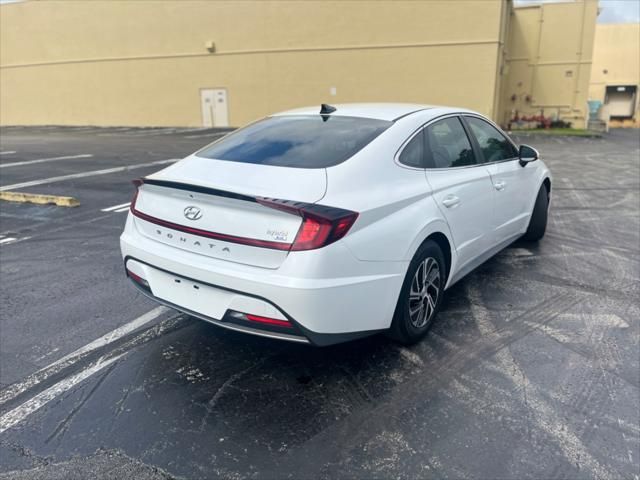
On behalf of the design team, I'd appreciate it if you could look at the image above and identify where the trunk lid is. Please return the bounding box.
[152,155,327,202]
[132,155,327,269]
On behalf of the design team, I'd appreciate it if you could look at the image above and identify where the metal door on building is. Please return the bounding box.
[605,85,636,118]
[200,88,229,127]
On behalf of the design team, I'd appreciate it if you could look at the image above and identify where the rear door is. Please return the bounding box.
[463,115,538,242]
[423,116,496,270]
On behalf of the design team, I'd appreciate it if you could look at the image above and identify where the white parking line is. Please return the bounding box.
[101,202,131,212]
[113,206,131,213]
[0,151,17,155]
[184,133,229,140]
[107,128,179,137]
[0,354,124,434]
[67,127,106,133]
[0,236,31,246]
[0,154,93,169]
[0,306,169,406]
[0,158,179,192]
[160,127,210,134]
[100,128,214,138]
[96,128,136,137]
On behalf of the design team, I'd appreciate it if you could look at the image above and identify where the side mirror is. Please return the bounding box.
[519,144,539,167]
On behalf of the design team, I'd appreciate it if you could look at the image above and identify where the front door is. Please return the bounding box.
[423,116,496,270]
[463,115,537,242]
[485,159,539,240]
[200,88,229,127]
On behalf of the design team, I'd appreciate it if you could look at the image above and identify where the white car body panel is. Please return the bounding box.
[134,183,301,268]
[487,159,540,241]
[120,103,551,345]
[121,219,404,338]
[426,166,495,273]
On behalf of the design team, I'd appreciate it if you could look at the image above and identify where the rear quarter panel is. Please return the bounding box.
[322,112,456,264]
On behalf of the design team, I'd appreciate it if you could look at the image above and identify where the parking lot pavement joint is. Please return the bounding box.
[0,192,80,208]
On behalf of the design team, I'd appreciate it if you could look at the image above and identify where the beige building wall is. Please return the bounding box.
[498,0,599,129]
[0,0,508,127]
[589,23,640,127]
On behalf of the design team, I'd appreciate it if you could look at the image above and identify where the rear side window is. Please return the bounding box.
[398,130,425,168]
[197,115,391,168]
[465,116,518,162]
[424,117,476,168]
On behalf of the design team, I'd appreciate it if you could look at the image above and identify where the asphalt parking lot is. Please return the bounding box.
[0,126,638,480]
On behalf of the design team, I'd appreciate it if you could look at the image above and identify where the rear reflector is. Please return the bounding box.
[228,311,292,328]
[245,314,292,328]
[127,269,149,288]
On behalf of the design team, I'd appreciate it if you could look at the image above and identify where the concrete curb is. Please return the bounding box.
[0,191,80,207]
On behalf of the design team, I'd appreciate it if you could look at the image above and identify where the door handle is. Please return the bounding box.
[494,181,506,191]
[442,195,461,208]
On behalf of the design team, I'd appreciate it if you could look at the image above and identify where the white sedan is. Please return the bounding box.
[121,103,551,345]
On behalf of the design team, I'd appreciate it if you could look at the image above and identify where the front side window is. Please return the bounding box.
[197,115,391,168]
[465,116,518,163]
[424,117,476,168]
[398,129,425,168]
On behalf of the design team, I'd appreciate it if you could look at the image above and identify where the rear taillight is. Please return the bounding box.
[130,179,143,213]
[256,198,358,251]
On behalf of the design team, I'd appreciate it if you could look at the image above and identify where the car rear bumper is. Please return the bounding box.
[125,258,312,344]
[120,215,406,346]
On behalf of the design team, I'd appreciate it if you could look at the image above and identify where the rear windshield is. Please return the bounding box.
[196,115,392,168]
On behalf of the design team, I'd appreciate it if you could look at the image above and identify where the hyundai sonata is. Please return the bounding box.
[121,103,550,345]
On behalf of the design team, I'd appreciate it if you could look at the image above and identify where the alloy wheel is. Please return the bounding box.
[408,257,440,329]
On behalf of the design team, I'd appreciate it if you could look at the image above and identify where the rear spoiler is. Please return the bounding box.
[141,178,258,204]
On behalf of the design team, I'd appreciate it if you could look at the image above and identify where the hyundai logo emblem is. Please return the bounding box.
[183,206,203,221]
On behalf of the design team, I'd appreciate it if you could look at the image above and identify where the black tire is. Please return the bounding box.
[522,186,549,242]
[388,240,446,345]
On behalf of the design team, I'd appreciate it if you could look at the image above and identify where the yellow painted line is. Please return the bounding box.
[0,191,80,207]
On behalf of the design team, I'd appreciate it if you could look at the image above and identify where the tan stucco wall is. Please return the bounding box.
[0,0,508,127]
[589,23,640,127]
[498,0,599,129]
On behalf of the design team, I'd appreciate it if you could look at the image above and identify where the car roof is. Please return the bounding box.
[271,103,476,122]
